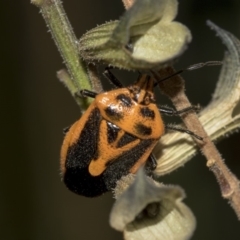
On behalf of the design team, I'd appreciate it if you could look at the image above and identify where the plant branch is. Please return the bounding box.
[155,65,240,219]
[31,0,92,109]
[153,22,240,176]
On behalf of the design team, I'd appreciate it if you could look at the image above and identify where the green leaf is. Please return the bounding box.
[79,0,191,70]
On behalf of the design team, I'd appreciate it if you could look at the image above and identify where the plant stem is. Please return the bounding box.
[155,66,240,219]
[31,0,92,109]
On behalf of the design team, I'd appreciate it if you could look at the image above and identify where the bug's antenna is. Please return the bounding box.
[152,61,222,87]
[103,67,124,88]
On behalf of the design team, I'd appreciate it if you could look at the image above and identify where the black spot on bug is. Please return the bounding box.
[64,108,107,197]
[65,108,101,169]
[105,106,123,121]
[135,123,152,136]
[117,132,137,148]
[140,107,155,119]
[116,94,132,107]
[107,122,120,144]
[103,139,153,190]
[64,167,108,197]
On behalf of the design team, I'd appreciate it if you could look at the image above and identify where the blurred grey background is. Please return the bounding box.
[1,0,240,239]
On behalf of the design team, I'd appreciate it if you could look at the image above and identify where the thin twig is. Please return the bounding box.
[155,66,240,219]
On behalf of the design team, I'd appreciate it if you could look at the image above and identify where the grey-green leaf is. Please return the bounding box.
[79,0,191,70]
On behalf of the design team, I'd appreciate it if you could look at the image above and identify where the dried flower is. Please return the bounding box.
[110,169,196,240]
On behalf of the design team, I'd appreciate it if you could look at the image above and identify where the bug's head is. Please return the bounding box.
[128,75,155,105]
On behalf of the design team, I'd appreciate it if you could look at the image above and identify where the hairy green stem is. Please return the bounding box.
[31,0,92,109]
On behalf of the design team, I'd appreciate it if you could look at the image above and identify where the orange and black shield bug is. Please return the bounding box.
[60,62,221,197]
[60,73,165,197]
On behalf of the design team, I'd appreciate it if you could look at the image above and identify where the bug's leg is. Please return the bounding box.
[166,124,203,141]
[125,43,133,53]
[159,105,200,116]
[63,126,71,135]
[77,89,98,98]
[145,153,157,175]
[103,67,124,88]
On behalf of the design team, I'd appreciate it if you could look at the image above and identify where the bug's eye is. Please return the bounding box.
[116,94,132,107]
